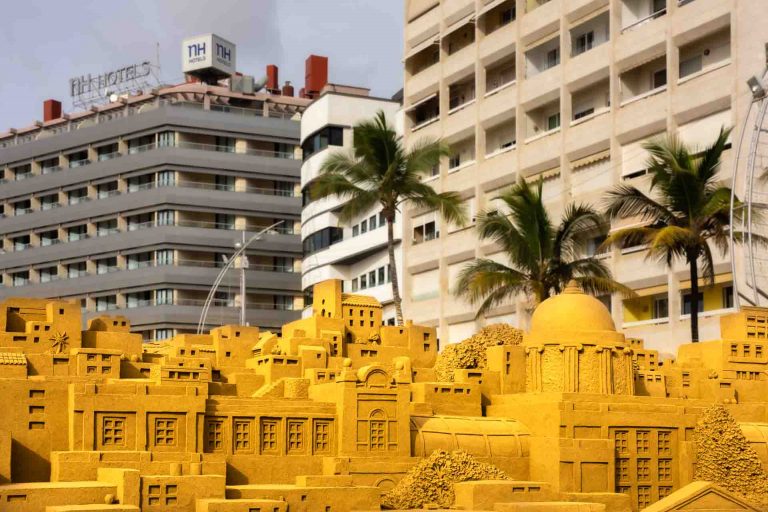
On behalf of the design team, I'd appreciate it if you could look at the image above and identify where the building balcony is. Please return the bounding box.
[443,44,476,84]
[521,0,561,43]
[444,100,477,140]
[478,142,516,185]
[616,86,667,141]
[565,108,611,158]
[672,0,729,41]
[479,19,516,63]
[480,81,517,125]
[672,60,732,123]
[405,64,441,104]
[615,13,666,71]
[520,66,560,110]
[405,0,440,44]
[520,128,561,174]
[613,246,667,285]
[565,42,610,90]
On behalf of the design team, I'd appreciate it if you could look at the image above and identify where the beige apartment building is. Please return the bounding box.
[401,0,768,353]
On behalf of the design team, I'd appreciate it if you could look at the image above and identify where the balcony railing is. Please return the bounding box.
[621,8,666,33]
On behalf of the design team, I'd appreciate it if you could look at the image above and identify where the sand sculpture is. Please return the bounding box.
[0,279,767,511]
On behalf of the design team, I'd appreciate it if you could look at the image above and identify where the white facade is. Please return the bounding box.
[300,91,403,323]
[402,0,767,353]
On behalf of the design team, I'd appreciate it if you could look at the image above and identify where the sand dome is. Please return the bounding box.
[528,281,619,343]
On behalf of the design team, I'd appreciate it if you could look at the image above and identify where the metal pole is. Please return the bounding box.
[239,231,248,326]
[197,220,284,333]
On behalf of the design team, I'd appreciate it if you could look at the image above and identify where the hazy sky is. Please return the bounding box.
[0,0,404,130]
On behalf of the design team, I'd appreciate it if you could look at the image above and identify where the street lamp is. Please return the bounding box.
[748,75,766,100]
[196,220,284,333]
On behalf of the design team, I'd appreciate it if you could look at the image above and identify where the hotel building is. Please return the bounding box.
[401,0,767,351]
[0,73,311,340]
[300,84,403,323]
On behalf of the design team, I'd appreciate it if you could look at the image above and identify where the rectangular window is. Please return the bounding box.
[547,113,561,131]
[158,131,175,148]
[723,286,734,309]
[38,266,57,283]
[652,68,667,89]
[102,416,126,446]
[287,420,305,453]
[653,297,669,319]
[546,47,560,69]
[156,289,173,306]
[574,31,595,55]
[636,430,650,454]
[233,419,252,453]
[574,107,595,120]
[352,225,359,237]
[681,292,704,315]
[361,219,368,234]
[261,419,279,453]
[156,249,174,266]
[156,210,174,226]
[154,418,177,446]
[378,266,385,285]
[360,274,367,289]
[679,55,703,78]
[351,278,358,292]
[95,295,116,312]
[313,420,331,453]
[157,170,175,187]
[215,136,235,153]
[369,215,377,230]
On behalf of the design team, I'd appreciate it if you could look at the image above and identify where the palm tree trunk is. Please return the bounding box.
[387,217,404,325]
[688,252,700,343]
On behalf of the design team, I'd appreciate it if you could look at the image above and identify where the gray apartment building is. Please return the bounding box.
[0,81,311,341]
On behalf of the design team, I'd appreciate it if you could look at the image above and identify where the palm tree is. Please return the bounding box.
[456,178,631,317]
[603,127,735,343]
[311,110,466,325]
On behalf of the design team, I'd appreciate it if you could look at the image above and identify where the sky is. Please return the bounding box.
[0,0,404,130]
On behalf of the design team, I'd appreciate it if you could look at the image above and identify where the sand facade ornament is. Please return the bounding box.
[0,281,766,511]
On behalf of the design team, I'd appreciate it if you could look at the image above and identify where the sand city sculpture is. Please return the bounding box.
[0,279,767,511]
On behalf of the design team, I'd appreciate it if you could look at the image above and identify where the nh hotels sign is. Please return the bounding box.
[182,34,237,77]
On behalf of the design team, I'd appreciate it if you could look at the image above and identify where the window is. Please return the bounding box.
[127,174,153,192]
[156,210,174,226]
[95,295,116,312]
[67,225,87,242]
[154,418,177,446]
[369,215,377,230]
[215,136,235,153]
[413,220,439,244]
[313,420,331,453]
[361,219,368,234]
[67,262,87,279]
[97,143,119,161]
[302,227,343,255]
[261,419,279,453]
[368,270,377,288]
[287,420,305,453]
[449,153,462,169]
[233,419,252,453]
[68,188,88,205]
[214,214,234,230]
[156,289,173,306]
[97,182,118,199]
[351,278,359,292]
[155,329,173,341]
[653,0,666,13]
[500,6,515,25]
[68,150,89,168]
[546,48,560,69]
[13,235,30,252]
[378,266,385,285]
[39,229,58,246]
[157,170,175,187]
[653,297,669,319]
[652,68,667,89]
[274,257,292,272]
[102,417,126,446]
[547,113,561,131]
[274,295,293,311]
[215,175,235,191]
[360,274,368,289]
[13,199,31,216]
[352,225,359,237]
[574,107,595,120]
[96,219,118,237]
[156,249,174,266]
[679,55,703,78]
[681,292,704,315]
[158,131,175,148]
[126,291,151,308]
[96,257,117,275]
[301,126,344,161]
[368,410,387,451]
[205,419,224,452]
[40,194,59,210]
[127,252,151,270]
[38,266,57,283]
[12,271,30,287]
[127,135,153,154]
[723,285,734,309]
[574,31,595,55]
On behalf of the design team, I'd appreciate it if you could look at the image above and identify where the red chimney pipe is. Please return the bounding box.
[304,55,328,98]
[43,99,62,122]
[282,81,295,97]
[266,65,279,92]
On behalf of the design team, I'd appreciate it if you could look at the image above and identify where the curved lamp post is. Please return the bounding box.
[196,220,284,334]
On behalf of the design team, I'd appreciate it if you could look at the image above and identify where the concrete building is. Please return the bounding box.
[300,84,403,324]
[0,67,313,340]
[401,0,767,352]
